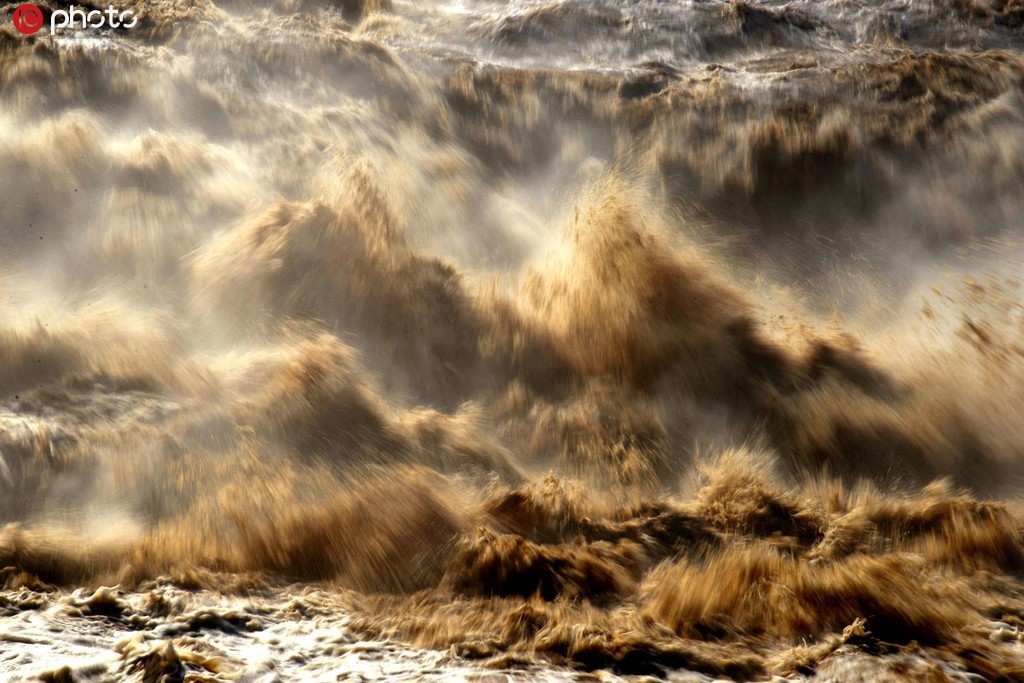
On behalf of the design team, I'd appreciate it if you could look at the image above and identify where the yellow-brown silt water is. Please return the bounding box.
[2,0,1024,680]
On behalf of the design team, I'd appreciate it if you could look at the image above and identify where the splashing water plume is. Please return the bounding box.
[2,0,1024,680]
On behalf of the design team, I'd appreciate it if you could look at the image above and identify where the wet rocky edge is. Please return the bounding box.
[1,575,1022,681]
[0,578,616,681]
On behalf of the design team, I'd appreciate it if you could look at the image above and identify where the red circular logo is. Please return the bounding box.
[12,4,44,35]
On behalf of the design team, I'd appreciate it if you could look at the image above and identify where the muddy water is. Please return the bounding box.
[2,0,1024,680]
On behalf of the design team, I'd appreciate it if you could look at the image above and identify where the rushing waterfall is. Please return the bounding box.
[2,0,1024,680]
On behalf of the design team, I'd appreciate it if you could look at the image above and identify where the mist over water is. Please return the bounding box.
[2,0,1024,680]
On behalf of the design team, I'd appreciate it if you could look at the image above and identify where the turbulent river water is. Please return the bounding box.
[2,0,1024,680]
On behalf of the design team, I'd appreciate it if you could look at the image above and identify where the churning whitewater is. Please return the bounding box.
[2,0,1024,680]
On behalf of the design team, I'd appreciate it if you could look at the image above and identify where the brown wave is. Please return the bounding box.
[2,1,1024,679]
